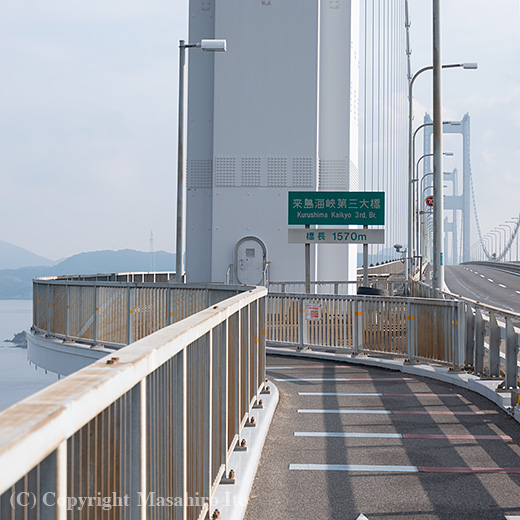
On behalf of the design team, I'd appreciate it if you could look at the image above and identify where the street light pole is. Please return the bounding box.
[432,0,444,290]
[176,39,227,283]
[483,235,493,259]
[495,226,508,261]
[507,217,520,261]
[407,64,475,278]
[414,152,453,258]
[176,40,187,283]
[489,230,500,259]
[498,224,512,261]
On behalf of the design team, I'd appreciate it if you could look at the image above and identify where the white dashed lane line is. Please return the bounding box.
[488,279,494,283]
[499,284,507,288]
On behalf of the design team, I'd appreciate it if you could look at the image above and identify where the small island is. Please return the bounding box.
[5,331,27,348]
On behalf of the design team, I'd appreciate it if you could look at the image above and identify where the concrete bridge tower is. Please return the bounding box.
[186,0,360,284]
[423,113,472,264]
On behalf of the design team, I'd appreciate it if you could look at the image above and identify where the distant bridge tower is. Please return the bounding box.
[423,113,471,263]
[443,168,459,265]
[186,0,360,284]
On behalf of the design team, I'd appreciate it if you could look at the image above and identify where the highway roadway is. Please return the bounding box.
[245,355,520,520]
[445,264,520,314]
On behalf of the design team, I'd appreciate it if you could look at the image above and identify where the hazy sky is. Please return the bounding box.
[409,1,520,253]
[0,1,518,260]
[0,1,188,260]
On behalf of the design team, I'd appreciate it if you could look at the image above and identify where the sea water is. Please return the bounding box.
[0,300,57,412]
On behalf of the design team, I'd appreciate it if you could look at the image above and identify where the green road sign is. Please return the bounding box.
[288,191,385,225]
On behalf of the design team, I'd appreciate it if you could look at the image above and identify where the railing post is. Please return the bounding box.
[406,302,416,362]
[245,305,251,407]
[167,287,173,326]
[474,308,485,374]
[261,296,266,383]
[38,441,67,520]
[353,298,363,354]
[252,301,259,400]
[65,285,70,339]
[453,302,465,371]
[236,311,242,433]
[489,312,500,377]
[505,318,518,390]
[464,303,475,368]
[93,284,99,345]
[130,380,147,520]
[221,320,229,469]
[36,282,40,330]
[298,297,305,349]
[205,332,213,500]
[47,283,51,334]
[127,287,133,345]
[175,351,187,519]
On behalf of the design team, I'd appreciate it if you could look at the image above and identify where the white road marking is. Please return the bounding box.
[480,274,485,278]
[294,431,402,438]
[290,464,520,474]
[499,284,507,288]
[276,378,350,382]
[488,279,494,282]
[298,392,461,397]
[298,409,390,414]
[294,431,511,440]
[357,515,369,520]
[290,463,418,472]
[299,392,385,396]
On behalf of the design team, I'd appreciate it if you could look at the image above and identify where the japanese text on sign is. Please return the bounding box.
[288,228,385,244]
[288,192,385,225]
[305,302,320,321]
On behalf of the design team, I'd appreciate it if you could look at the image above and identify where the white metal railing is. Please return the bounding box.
[267,293,464,369]
[411,279,520,389]
[1,280,267,520]
[267,278,409,296]
[33,276,247,349]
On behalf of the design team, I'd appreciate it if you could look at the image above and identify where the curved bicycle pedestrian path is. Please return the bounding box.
[244,354,520,520]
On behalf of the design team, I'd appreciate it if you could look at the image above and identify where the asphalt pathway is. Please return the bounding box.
[244,354,520,520]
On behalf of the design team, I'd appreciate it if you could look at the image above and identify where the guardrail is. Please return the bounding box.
[267,293,464,369]
[33,275,246,349]
[1,279,267,520]
[411,279,520,389]
[268,278,409,296]
[463,261,520,276]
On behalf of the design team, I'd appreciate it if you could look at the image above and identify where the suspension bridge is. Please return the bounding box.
[0,0,519,519]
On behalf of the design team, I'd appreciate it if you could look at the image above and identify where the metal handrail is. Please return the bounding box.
[32,277,252,348]
[267,278,409,296]
[411,279,520,388]
[267,292,464,369]
[1,282,267,519]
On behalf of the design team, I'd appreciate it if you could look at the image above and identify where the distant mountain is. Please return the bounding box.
[0,249,175,299]
[0,240,55,269]
[52,249,175,276]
